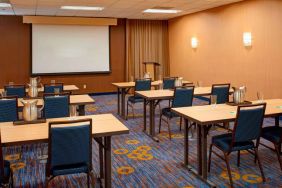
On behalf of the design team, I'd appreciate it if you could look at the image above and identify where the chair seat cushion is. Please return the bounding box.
[262,126,282,144]
[212,133,254,152]
[128,96,144,103]
[0,160,11,184]
[161,108,179,118]
[51,163,89,176]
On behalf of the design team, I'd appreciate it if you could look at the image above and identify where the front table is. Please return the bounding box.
[135,87,233,142]
[0,114,129,188]
[18,94,95,115]
[172,99,282,187]
[112,80,192,119]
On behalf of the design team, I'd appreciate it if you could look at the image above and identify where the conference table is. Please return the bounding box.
[135,87,233,142]
[171,99,282,187]
[112,80,192,119]
[18,94,95,115]
[0,114,129,188]
[0,85,79,93]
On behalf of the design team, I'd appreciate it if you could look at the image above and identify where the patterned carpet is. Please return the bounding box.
[3,94,282,188]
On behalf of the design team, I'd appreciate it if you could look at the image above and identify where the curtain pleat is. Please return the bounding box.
[125,19,169,81]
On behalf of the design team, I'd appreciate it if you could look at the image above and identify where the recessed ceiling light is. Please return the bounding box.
[143,9,181,14]
[61,6,104,11]
[0,3,11,8]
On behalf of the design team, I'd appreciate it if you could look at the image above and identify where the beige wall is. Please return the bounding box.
[169,0,282,99]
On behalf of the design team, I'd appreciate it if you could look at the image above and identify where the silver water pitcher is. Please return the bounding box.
[21,99,44,121]
[232,86,247,104]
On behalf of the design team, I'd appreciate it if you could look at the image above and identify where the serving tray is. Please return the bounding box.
[226,101,252,106]
[13,118,46,125]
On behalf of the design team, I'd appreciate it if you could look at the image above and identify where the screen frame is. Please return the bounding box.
[30,24,112,76]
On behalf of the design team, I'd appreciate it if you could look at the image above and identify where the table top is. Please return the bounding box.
[0,114,129,146]
[112,80,192,88]
[18,94,95,107]
[172,99,282,125]
[135,87,233,100]
[0,85,79,93]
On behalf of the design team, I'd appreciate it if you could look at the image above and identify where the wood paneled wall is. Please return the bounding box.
[168,0,282,100]
[0,16,126,94]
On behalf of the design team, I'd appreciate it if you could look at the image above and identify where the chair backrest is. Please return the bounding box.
[163,77,177,90]
[44,83,64,94]
[172,86,195,108]
[0,97,18,122]
[135,79,151,91]
[211,83,230,104]
[232,103,266,144]
[46,119,92,177]
[4,85,26,98]
[43,94,69,118]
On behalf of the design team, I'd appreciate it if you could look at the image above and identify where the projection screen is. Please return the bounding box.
[32,24,110,75]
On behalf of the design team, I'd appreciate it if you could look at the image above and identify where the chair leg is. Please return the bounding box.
[87,172,90,188]
[126,101,129,120]
[179,117,182,131]
[167,118,172,140]
[208,144,213,173]
[274,143,282,172]
[223,153,234,188]
[132,104,135,119]
[237,151,240,167]
[159,114,162,133]
[254,147,266,182]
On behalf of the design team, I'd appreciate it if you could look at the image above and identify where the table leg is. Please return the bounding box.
[104,136,112,188]
[275,116,280,126]
[121,88,126,119]
[184,119,189,166]
[201,126,208,179]
[197,124,202,175]
[143,99,147,131]
[143,100,159,142]
[78,105,85,115]
[117,88,120,115]
[98,138,104,179]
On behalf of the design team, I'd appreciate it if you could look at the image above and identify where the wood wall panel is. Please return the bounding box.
[169,0,282,100]
[0,16,126,94]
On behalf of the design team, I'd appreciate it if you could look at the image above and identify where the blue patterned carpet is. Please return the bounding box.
[4,94,282,187]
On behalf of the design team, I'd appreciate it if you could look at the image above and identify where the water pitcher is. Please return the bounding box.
[232,86,247,104]
[21,99,44,121]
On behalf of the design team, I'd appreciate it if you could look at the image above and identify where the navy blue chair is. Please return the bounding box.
[4,85,26,98]
[208,103,266,187]
[43,94,69,119]
[46,119,93,187]
[159,86,194,139]
[210,83,230,104]
[126,78,151,119]
[260,123,282,171]
[0,97,18,122]
[163,77,177,90]
[0,133,13,187]
[44,83,64,94]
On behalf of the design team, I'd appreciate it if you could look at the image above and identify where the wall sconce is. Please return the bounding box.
[243,32,252,47]
[191,37,198,49]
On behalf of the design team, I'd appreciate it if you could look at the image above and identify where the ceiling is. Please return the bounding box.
[0,0,244,20]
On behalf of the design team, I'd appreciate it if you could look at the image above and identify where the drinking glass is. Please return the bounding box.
[210,95,217,107]
[51,80,56,84]
[8,81,14,86]
[1,91,7,97]
[69,105,77,118]
[159,83,163,90]
[196,81,203,87]
[54,88,60,95]
[257,92,264,102]
[130,76,134,82]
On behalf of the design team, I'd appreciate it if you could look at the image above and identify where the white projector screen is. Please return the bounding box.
[32,24,110,75]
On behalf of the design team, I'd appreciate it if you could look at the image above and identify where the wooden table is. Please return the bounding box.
[0,85,79,93]
[0,114,129,188]
[112,80,192,119]
[18,94,95,115]
[171,99,282,187]
[135,87,233,142]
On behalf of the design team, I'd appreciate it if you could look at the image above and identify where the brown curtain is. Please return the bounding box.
[125,19,169,81]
